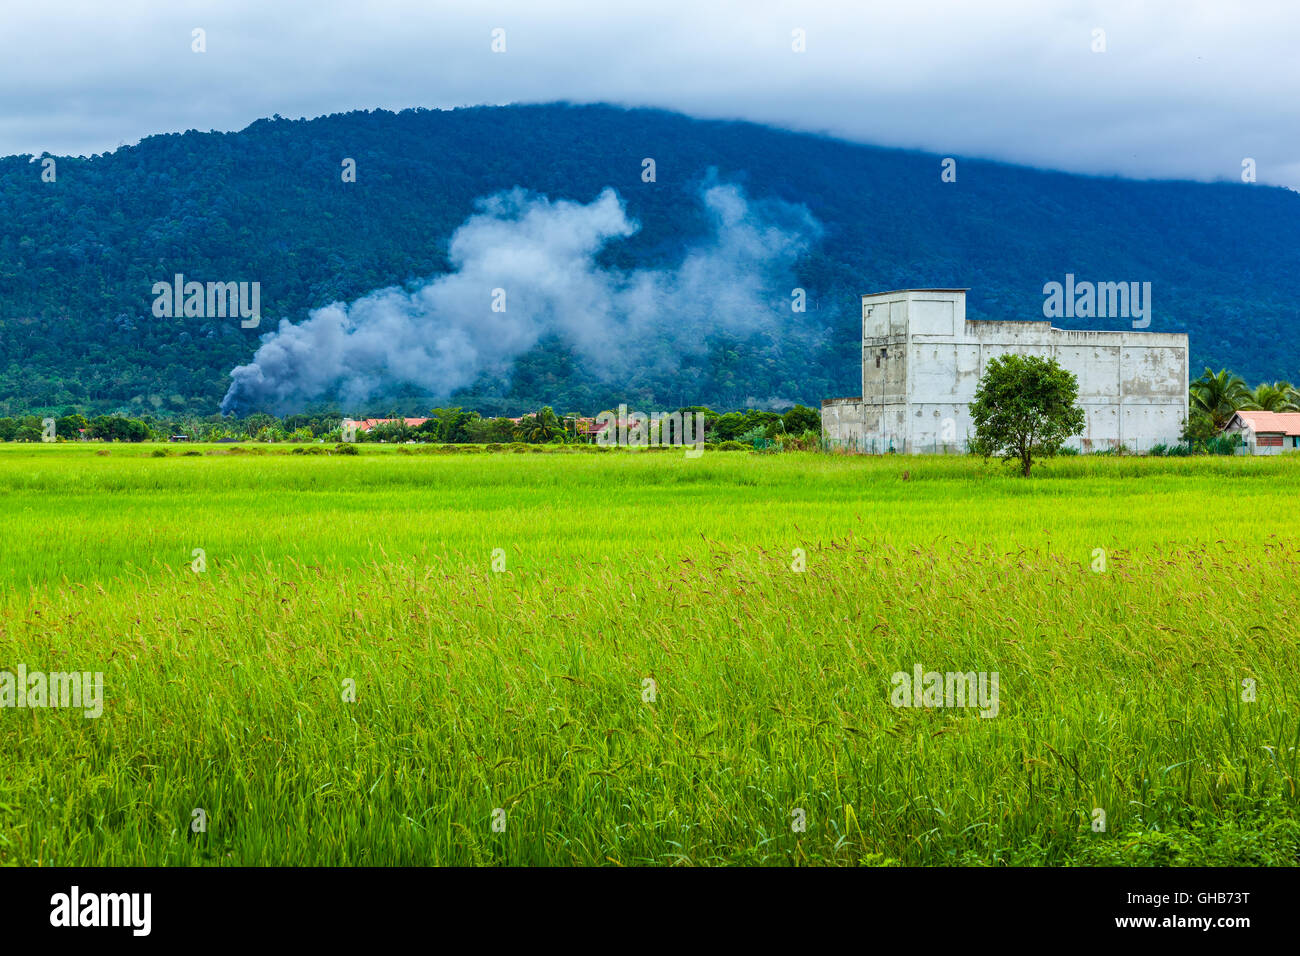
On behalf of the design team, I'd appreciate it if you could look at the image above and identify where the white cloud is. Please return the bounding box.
[2,0,1297,185]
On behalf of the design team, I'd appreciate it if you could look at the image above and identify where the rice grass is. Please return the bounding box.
[1,444,1297,865]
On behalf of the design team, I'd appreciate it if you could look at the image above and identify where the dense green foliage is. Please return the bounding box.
[0,403,823,445]
[1,446,1297,865]
[3,104,1299,417]
[1189,368,1256,432]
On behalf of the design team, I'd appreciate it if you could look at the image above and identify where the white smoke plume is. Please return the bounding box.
[221,179,820,413]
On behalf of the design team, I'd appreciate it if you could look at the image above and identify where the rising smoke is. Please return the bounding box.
[221,179,821,414]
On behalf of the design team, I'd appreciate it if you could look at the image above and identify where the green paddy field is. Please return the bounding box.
[1,443,1297,865]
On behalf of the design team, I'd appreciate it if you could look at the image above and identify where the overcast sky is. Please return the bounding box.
[2,0,1297,186]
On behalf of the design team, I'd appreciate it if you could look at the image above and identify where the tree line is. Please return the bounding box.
[2,369,1291,450]
[0,405,824,445]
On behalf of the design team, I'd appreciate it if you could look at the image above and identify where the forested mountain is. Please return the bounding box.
[1,103,1297,417]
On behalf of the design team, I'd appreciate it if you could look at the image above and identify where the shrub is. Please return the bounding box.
[1088,443,1133,457]
[1206,434,1242,456]
[718,441,747,451]
[782,429,822,452]
[333,443,359,455]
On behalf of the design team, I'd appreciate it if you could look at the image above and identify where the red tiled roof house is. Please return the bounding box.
[1224,410,1300,455]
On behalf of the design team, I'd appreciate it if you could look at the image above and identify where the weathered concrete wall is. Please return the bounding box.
[822,289,1189,452]
[820,397,865,449]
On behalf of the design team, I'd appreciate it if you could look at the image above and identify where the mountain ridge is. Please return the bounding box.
[1,102,1296,416]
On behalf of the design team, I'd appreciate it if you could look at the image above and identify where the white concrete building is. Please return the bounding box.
[822,289,1189,453]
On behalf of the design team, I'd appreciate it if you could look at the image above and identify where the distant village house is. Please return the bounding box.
[352,417,429,432]
[1223,411,1300,455]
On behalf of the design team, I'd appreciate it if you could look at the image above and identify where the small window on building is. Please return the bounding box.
[1258,435,1283,447]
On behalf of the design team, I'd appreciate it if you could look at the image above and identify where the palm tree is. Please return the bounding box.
[523,406,561,443]
[1189,367,1252,431]
[1243,380,1299,412]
